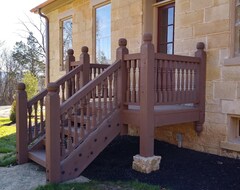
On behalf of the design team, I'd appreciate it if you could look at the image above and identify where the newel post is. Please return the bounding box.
[80,46,90,87]
[132,34,161,174]
[65,49,75,73]
[195,42,206,134]
[116,38,129,135]
[16,83,28,164]
[45,82,61,183]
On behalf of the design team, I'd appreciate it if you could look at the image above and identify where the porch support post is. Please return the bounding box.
[116,38,129,135]
[139,33,155,157]
[132,33,161,174]
[80,46,90,87]
[195,42,206,135]
[46,82,61,183]
[16,83,28,164]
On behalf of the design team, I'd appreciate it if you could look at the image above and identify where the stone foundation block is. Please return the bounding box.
[132,155,161,174]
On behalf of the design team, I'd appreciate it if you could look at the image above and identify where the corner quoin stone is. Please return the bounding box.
[132,155,161,174]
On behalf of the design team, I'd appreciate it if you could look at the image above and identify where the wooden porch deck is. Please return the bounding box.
[16,33,206,183]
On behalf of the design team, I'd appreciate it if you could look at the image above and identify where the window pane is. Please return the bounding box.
[62,18,72,70]
[168,7,174,25]
[167,43,173,54]
[167,25,173,42]
[96,4,111,64]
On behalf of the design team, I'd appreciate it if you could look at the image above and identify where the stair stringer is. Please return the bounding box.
[60,109,121,181]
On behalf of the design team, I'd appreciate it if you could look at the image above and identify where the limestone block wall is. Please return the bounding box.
[47,0,143,82]
[154,0,240,158]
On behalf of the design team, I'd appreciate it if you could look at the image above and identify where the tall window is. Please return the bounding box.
[235,0,240,56]
[95,4,111,64]
[60,17,72,70]
[157,2,175,54]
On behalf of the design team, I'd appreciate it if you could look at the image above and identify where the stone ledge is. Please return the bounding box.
[132,155,161,174]
[220,141,240,152]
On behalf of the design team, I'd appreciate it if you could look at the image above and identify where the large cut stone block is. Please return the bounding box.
[132,155,161,174]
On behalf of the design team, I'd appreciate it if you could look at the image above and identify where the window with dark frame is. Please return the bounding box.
[157,3,175,54]
[60,17,72,70]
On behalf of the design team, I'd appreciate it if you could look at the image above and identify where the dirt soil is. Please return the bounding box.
[82,136,240,190]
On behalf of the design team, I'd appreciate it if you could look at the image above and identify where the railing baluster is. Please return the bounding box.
[67,108,72,151]
[80,99,85,139]
[185,62,189,102]
[60,114,65,157]
[177,62,181,103]
[92,88,97,128]
[86,94,91,133]
[109,74,113,111]
[166,60,171,102]
[40,98,44,133]
[28,107,32,142]
[114,70,118,108]
[103,79,108,116]
[126,60,131,103]
[162,60,167,103]
[171,61,176,103]
[98,83,102,122]
[133,60,137,103]
[181,62,185,102]
[73,104,78,146]
[34,102,38,138]
[157,60,161,103]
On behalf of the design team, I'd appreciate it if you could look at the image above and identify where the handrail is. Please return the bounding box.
[90,63,110,68]
[28,64,83,107]
[155,53,201,62]
[60,60,121,113]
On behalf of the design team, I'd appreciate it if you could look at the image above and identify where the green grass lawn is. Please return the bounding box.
[0,117,17,166]
[36,180,165,190]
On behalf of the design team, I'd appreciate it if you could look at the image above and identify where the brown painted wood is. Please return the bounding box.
[45,83,61,183]
[16,83,28,164]
[139,34,155,157]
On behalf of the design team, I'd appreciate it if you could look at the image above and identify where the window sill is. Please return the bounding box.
[224,56,240,66]
[220,141,240,152]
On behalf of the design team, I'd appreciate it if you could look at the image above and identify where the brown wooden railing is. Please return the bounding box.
[154,53,201,105]
[124,53,141,104]
[16,33,206,183]
[16,47,109,163]
[59,60,121,159]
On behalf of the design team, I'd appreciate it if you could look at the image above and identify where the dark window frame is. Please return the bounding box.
[157,3,175,54]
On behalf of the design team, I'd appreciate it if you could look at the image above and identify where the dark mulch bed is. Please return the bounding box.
[82,136,240,190]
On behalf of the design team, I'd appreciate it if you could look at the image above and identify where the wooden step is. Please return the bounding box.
[28,149,46,168]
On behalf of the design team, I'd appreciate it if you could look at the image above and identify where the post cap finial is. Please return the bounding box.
[17,83,26,91]
[81,46,89,53]
[47,82,59,92]
[67,49,74,56]
[197,42,205,50]
[118,38,127,47]
[143,33,152,42]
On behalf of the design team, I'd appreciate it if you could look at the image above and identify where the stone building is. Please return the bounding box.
[31,0,240,158]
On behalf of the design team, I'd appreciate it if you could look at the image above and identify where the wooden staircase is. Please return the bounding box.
[16,34,206,183]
